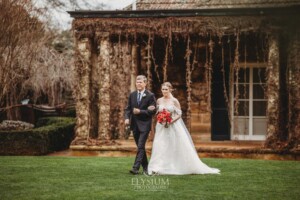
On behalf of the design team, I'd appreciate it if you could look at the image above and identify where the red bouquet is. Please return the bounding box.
[157,109,172,128]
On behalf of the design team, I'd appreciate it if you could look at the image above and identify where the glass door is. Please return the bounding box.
[231,64,267,140]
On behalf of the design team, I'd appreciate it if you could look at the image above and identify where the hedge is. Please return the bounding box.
[0,117,75,155]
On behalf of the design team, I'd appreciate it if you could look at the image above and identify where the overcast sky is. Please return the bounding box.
[95,0,134,9]
[35,0,135,30]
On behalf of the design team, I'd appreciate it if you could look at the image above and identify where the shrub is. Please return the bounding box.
[0,117,75,155]
[64,108,76,118]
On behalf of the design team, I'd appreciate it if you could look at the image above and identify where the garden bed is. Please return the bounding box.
[0,117,75,155]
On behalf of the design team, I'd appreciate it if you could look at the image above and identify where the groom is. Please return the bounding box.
[125,75,156,175]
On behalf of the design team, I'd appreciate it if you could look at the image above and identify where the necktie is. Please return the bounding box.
[137,92,141,105]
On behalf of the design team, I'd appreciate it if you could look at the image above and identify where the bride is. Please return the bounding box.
[148,82,220,175]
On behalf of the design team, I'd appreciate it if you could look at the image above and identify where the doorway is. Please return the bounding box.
[231,64,267,140]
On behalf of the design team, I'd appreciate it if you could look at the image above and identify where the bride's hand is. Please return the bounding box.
[147,105,155,111]
[170,116,179,124]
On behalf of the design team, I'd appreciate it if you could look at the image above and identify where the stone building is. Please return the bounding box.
[69,0,300,150]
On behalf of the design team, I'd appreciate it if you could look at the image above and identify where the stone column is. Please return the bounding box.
[98,33,111,140]
[288,31,300,149]
[109,42,120,139]
[130,43,138,92]
[146,34,152,90]
[265,35,280,147]
[90,41,100,138]
[120,41,132,138]
[73,38,92,142]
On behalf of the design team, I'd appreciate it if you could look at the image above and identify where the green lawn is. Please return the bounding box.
[0,157,299,200]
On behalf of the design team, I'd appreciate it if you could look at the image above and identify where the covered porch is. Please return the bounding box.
[68,6,300,150]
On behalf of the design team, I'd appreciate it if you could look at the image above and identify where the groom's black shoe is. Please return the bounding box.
[129,169,139,175]
[143,170,149,176]
[142,168,148,175]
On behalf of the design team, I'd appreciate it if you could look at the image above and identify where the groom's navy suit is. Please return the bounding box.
[125,90,156,171]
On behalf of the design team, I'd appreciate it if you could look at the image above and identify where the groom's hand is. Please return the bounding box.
[125,119,130,125]
[133,108,140,115]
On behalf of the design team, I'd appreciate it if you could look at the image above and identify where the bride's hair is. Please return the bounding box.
[162,82,175,92]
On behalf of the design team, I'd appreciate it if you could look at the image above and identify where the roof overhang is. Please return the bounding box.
[68,5,300,18]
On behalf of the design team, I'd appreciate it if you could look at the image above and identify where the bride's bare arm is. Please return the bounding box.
[154,98,162,114]
[171,98,182,124]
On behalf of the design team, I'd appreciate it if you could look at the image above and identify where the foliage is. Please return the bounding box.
[0,157,299,200]
[0,0,77,120]
[0,117,75,155]
[64,107,76,118]
[0,0,44,117]
[35,116,75,127]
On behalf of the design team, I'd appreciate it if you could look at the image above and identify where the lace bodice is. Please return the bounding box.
[157,104,182,116]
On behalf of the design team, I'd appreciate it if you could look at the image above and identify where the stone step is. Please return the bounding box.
[63,142,299,160]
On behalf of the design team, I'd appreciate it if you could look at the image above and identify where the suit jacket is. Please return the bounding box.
[124,90,156,133]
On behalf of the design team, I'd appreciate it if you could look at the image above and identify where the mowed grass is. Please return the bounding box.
[0,156,299,200]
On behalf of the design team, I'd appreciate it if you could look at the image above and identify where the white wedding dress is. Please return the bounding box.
[148,105,220,175]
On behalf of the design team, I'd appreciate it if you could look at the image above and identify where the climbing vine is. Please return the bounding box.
[70,15,298,150]
[185,35,192,130]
